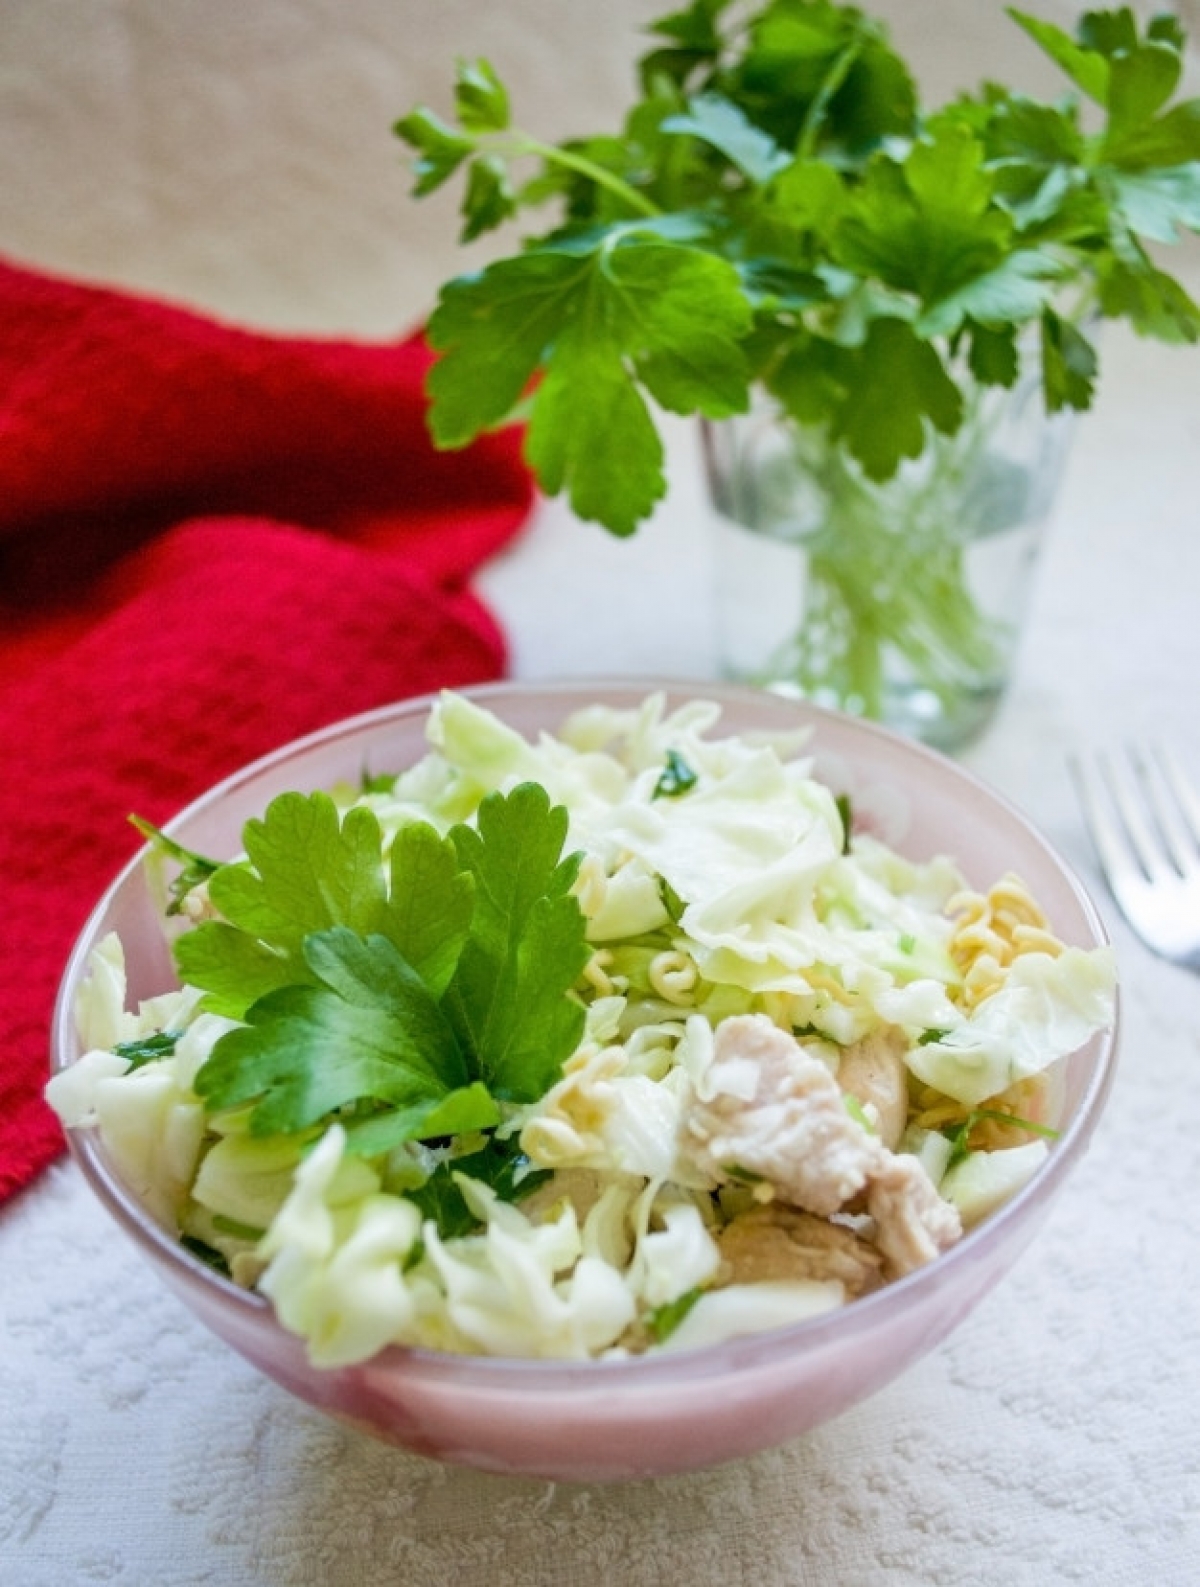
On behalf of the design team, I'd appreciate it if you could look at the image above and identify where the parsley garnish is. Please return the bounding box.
[646,1286,704,1343]
[943,1106,1061,1171]
[406,1138,551,1239]
[113,1030,182,1071]
[652,750,699,800]
[360,769,398,795]
[129,816,220,916]
[843,1093,876,1133]
[180,1234,231,1277]
[835,793,853,854]
[188,783,590,1143]
[659,875,688,925]
[340,1086,499,1159]
[394,2,1200,537]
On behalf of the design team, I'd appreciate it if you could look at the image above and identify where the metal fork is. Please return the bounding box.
[1070,743,1200,971]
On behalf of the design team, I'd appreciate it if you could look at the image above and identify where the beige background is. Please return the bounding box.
[3,0,1196,336]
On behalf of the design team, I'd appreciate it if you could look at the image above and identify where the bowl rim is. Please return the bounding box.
[51,678,1120,1388]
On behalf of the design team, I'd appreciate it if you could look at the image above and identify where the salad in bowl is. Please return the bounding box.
[48,688,1115,1380]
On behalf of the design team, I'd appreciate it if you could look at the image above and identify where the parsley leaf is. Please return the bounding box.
[174,922,304,1024]
[425,252,575,449]
[652,749,699,799]
[406,1138,551,1239]
[644,0,732,63]
[188,783,589,1138]
[835,124,1013,306]
[764,317,964,480]
[966,321,1020,387]
[836,318,965,480]
[1006,9,1112,105]
[662,92,791,184]
[393,60,515,240]
[443,783,590,1101]
[1098,249,1200,343]
[194,928,470,1134]
[231,794,386,938]
[113,1030,182,1071]
[392,106,475,197]
[730,0,917,155]
[428,232,753,534]
[453,57,511,135]
[1107,166,1200,245]
[173,793,380,1021]
[176,797,474,1020]
[646,1286,704,1343]
[380,820,476,997]
[340,1084,500,1159]
[1041,306,1099,410]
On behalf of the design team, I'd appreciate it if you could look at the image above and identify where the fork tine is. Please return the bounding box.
[1102,746,1185,885]
[1071,743,1200,971]
[1068,750,1145,894]
[1142,743,1200,875]
[1103,747,1180,884]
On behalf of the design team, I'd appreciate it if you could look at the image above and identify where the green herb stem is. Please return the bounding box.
[796,31,867,161]
[505,133,663,218]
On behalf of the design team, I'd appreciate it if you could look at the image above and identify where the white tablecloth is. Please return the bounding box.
[5,271,1200,1586]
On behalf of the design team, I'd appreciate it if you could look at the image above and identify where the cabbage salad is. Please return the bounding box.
[48,692,1116,1365]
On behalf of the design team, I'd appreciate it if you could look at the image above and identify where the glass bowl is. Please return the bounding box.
[50,680,1118,1481]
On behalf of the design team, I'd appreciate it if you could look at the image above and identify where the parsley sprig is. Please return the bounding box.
[170,784,590,1145]
[395,1,1200,537]
[943,1106,1061,1171]
[128,815,220,916]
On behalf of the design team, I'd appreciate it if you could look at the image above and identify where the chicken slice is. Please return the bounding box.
[715,1203,884,1298]
[685,1014,962,1278]
[866,1153,962,1279]
[836,1025,909,1150]
[685,1013,884,1215]
[516,1168,611,1228]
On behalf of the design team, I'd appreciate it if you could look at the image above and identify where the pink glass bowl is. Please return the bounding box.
[51,681,1118,1481]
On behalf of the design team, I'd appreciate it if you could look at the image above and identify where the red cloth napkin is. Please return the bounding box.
[0,257,535,1203]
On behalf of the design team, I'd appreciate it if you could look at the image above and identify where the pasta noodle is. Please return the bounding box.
[948,872,1064,1007]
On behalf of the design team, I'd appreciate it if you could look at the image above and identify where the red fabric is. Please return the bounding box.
[0,257,535,1202]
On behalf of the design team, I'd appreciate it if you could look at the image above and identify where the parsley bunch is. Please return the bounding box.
[396,0,1200,537]
[166,784,590,1156]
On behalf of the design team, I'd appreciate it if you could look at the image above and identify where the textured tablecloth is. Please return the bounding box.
[5,263,1200,1586]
